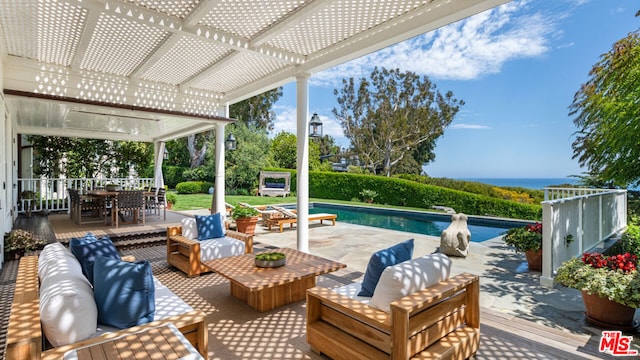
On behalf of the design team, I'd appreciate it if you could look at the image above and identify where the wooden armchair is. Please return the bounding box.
[167,224,253,277]
[306,273,480,360]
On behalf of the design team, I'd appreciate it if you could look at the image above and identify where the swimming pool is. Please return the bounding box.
[306,203,527,242]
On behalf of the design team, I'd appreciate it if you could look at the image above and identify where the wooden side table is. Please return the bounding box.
[64,324,203,360]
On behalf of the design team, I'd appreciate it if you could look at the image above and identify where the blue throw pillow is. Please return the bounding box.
[195,213,225,240]
[93,257,155,329]
[358,239,414,297]
[69,233,120,285]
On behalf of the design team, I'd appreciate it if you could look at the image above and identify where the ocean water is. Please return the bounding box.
[459,178,578,190]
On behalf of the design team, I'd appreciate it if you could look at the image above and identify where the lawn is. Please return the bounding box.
[171,193,442,213]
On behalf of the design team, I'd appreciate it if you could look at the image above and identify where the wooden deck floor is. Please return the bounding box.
[1,214,629,359]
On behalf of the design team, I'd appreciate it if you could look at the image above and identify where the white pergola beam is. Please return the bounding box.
[224,0,510,104]
[183,0,223,28]
[251,0,334,46]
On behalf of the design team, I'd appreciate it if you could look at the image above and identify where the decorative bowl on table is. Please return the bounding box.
[255,252,286,268]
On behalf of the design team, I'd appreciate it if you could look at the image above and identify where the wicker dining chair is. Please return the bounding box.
[112,190,145,228]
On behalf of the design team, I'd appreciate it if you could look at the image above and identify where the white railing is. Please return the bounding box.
[17,177,154,214]
[544,187,612,201]
[539,188,627,287]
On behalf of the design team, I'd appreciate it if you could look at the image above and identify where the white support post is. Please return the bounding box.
[540,202,554,287]
[212,104,229,217]
[152,141,165,189]
[296,74,310,253]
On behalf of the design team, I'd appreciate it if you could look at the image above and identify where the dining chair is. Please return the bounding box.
[112,190,145,228]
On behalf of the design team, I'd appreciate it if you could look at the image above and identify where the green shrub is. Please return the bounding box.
[199,182,215,193]
[176,181,203,194]
[605,219,640,256]
[163,165,188,188]
[309,171,541,220]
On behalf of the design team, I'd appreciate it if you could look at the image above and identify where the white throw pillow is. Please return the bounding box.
[370,253,452,312]
[40,274,98,347]
[38,242,85,287]
[180,217,198,239]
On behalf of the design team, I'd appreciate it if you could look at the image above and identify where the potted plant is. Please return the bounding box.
[555,252,640,330]
[165,192,177,210]
[359,189,378,204]
[232,206,260,235]
[4,229,47,259]
[502,222,542,271]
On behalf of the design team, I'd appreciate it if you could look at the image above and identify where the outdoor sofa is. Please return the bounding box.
[306,250,480,359]
[167,214,253,277]
[6,240,208,360]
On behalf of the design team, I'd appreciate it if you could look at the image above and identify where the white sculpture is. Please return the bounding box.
[440,213,471,257]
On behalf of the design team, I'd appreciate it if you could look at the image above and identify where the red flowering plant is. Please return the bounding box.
[502,222,542,253]
[555,251,640,308]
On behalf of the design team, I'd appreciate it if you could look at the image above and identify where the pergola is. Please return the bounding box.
[0,0,509,254]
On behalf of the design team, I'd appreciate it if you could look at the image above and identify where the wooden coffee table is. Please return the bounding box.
[203,248,346,312]
[63,324,203,360]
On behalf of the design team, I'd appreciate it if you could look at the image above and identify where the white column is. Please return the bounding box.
[212,104,229,217]
[296,74,310,253]
[152,141,165,189]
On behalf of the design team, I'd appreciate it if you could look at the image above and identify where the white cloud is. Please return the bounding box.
[311,0,562,87]
[450,124,491,130]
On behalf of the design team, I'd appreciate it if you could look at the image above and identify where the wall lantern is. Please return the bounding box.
[309,113,323,138]
[163,147,169,160]
[225,133,237,150]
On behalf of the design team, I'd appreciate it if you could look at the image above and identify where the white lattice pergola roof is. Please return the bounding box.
[0,0,509,142]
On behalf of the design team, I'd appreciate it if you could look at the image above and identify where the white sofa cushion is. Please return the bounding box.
[332,282,372,306]
[370,253,452,312]
[181,217,199,239]
[39,265,98,347]
[38,242,85,287]
[200,236,245,261]
[180,217,245,261]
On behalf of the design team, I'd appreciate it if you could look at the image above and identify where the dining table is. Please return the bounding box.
[86,189,154,226]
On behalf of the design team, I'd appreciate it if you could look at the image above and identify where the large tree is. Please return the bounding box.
[182,88,283,169]
[333,67,463,176]
[29,136,152,178]
[570,25,640,187]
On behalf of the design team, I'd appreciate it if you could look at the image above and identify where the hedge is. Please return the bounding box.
[263,168,541,220]
[175,181,215,194]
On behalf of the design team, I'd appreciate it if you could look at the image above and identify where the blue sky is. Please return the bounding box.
[271,0,638,179]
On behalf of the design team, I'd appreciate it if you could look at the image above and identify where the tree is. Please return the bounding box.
[223,123,272,192]
[570,26,640,187]
[28,136,152,178]
[230,88,283,131]
[333,67,463,176]
[184,88,283,170]
[269,131,322,170]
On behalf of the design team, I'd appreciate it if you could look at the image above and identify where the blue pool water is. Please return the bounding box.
[307,203,525,242]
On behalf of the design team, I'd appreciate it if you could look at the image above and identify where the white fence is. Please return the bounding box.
[539,188,627,287]
[17,177,154,214]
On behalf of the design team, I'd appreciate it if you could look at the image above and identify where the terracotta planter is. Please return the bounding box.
[524,249,542,271]
[581,291,637,331]
[236,216,259,236]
